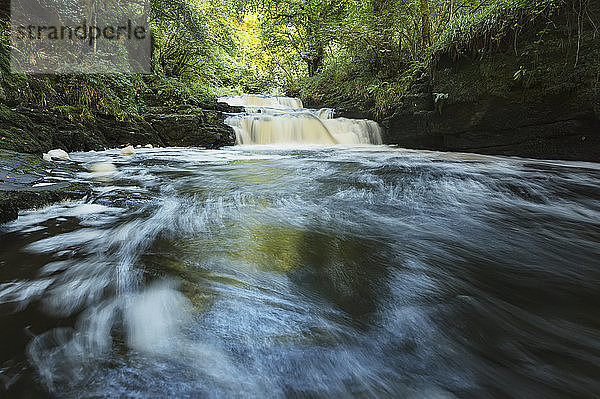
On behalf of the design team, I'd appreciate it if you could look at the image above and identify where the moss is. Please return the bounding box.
[53,105,96,124]
[0,103,11,118]
[0,126,49,154]
[54,182,91,195]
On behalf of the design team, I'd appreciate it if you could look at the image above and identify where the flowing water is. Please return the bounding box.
[1,97,600,398]
[219,95,383,145]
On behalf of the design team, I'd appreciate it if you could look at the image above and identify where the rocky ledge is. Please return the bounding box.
[0,150,90,224]
[0,97,239,224]
[0,102,237,155]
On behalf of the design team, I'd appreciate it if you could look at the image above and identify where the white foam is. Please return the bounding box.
[89,162,117,174]
[120,146,135,156]
[43,149,71,161]
[219,95,303,110]
[124,282,191,354]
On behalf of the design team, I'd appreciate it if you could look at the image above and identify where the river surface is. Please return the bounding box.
[1,145,600,398]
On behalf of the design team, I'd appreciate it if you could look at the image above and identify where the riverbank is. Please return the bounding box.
[0,99,237,223]
[0,103,237,155]
[382,10,600,162]
[0,74,239,223]
[0,71,240,155]
[0,102,236,224]
[301,2,599,162]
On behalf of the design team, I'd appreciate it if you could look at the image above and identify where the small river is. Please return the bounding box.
[1,144,599,397]
[2,94,600,397]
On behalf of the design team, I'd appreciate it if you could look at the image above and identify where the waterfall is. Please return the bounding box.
[218,95,383,145]
[219,94,304,110]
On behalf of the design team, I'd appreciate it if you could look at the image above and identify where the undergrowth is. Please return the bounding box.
[0,19,214,122]
[299,0,569,120]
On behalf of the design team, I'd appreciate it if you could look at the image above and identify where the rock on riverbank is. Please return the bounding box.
[383,22,600,162]
[0,150,90,224]
[0,103,237,155]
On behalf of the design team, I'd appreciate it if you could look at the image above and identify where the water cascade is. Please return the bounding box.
[219,95,383,145]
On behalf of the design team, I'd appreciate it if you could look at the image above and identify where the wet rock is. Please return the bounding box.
[146,109,235,149]
[0,150,90,224]
[0,101,236,155]
[0,104,105,154]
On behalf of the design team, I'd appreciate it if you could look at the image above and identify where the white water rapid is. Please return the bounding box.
[2,146,600,398]
[219,95,383,145]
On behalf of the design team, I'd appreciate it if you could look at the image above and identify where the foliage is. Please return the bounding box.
[0,0,583,121]
[292,0,568,117]
[258,0,349,77]
[431,0,564,58]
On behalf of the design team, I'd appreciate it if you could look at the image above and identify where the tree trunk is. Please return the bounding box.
[306,45,324,77]
[420,0,431,54]
[307,53,323,77]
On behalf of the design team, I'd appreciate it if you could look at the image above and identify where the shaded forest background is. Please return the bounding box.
[0,0,597,121]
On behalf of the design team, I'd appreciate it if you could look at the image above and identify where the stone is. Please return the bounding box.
[0,150,90,224]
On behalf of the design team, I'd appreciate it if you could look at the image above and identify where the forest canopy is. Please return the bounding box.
[0,0,588,118]
[148,0,566,91]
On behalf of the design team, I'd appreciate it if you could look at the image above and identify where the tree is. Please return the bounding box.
[259,0,349,76]
[420,0,431,53]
